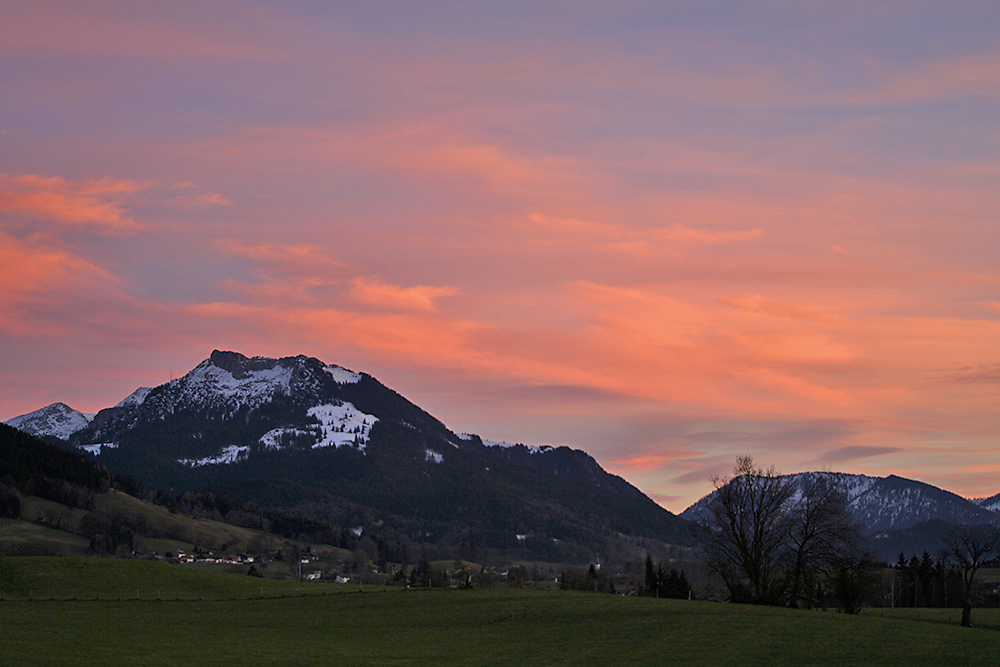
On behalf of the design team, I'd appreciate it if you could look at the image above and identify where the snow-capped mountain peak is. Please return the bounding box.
[4,402,93,440]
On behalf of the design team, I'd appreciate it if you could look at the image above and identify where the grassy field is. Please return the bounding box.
[872,606,1000,632]
[0,519,90,556]
[1,558,999,666]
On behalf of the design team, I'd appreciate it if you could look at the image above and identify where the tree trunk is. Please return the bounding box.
[961,603,972,628]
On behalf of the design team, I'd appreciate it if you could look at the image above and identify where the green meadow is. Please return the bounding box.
[1,558,998,666]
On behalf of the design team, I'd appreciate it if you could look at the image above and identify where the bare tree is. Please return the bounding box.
[786,475,857,608]
[943,524,1000,628]
[705,459,865,608]
[706,456,793,604]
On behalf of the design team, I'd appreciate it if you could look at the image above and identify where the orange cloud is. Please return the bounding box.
[0,173,143,230]
[0,231,116,337]
[606,451,708,473]
[721,293,840,322]
[347,277,459,312]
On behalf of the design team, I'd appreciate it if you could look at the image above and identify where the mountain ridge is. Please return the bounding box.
[680,470,1000,536]
[7,350,998,562]
[6,350,695,564]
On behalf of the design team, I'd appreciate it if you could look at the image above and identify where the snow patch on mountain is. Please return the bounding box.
[5,402,94,440]
[174,358,296,412]
[325,365,361,384]
[424,449,444,464]
[256,402,377,453]
[258,426,315,450]
[483,440,554,454]
[116,387,152,408]
[307,402,377,451]
[178,445,249,467]
[80,442,118,455]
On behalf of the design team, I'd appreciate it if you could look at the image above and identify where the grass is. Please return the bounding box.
[1,558,999,666]
[872,606,1000,632]
[0,518,90,556]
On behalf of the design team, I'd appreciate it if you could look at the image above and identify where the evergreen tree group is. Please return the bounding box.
[643,554,691,599]
[892,552,965,609]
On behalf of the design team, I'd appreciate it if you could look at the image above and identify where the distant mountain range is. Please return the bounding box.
[5,350,694,565]
[7,350,998,563]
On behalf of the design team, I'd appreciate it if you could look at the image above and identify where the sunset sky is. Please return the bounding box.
[2,2,998,511]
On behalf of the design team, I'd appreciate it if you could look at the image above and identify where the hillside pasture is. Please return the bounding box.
[7,490,354,569]
[0,519,90,556]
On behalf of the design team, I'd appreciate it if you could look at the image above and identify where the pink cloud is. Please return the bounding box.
[526,214,763,250]
[0,231,115,336]
[168,192,233,208]
[347,277,459,312]
[220,239,347,272]
[0,173,144,230]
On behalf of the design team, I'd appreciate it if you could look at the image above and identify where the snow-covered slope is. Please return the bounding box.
[116,387,152,408]
[681,471,1000,534]
[5,402,93,440]
[71,350,385,466]
[972,492,1000,513]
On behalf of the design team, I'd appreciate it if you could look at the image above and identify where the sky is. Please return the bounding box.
[1,1,998,512]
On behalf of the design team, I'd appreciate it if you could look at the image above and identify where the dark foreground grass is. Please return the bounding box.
[873,606,1000,632]
[1,563,998,667]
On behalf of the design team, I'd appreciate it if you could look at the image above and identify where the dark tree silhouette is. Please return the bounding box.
[705,456,793,604]
[786,475,856,608]
[705,457,864,607]
[943,524,1000,627]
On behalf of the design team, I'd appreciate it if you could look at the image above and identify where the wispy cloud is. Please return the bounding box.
[168,192,233,208]
[821,446,901,464]
[0,174,144,230]
[721,293,839,322]
[347,277,459,312]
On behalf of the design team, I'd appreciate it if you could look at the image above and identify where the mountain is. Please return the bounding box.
[5,402,93,441]
[681,471,1000,535]
[972,492,1000,513]
[10,350,694,564]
